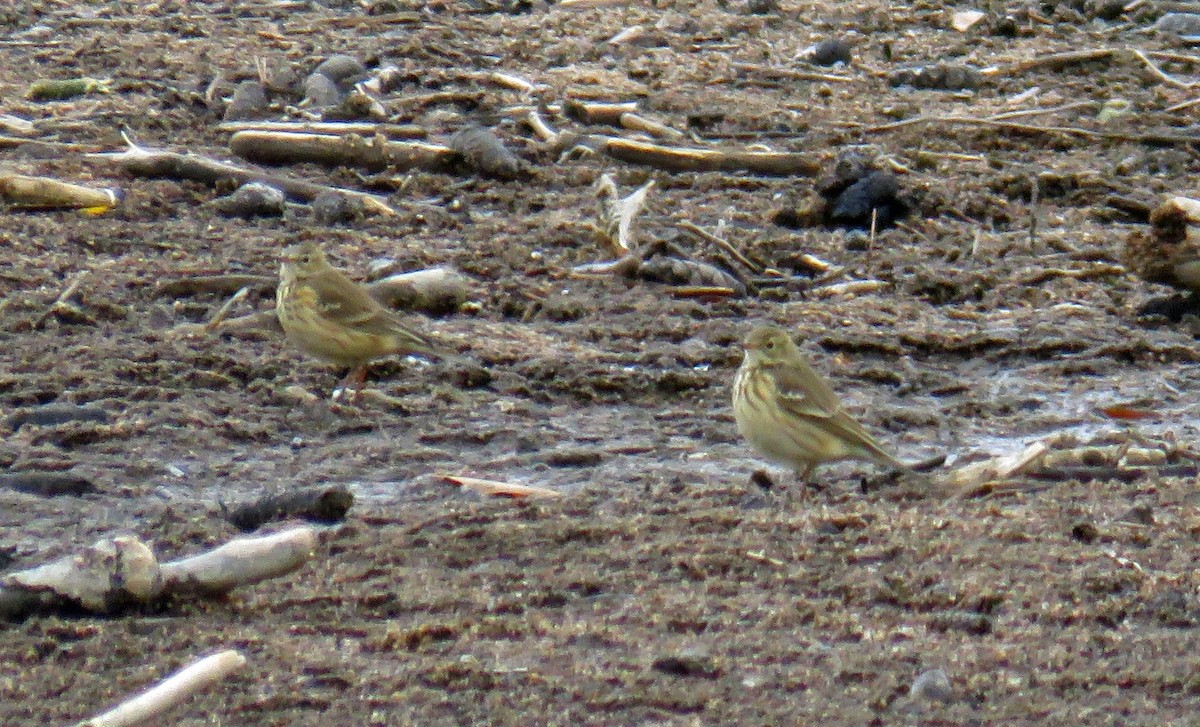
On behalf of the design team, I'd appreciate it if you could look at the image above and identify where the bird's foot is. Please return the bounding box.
[332,366,369,405]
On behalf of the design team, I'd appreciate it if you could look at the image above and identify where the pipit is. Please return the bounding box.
[732,324,913,486]
[1122,199,1200,293]
[276,240,448,398]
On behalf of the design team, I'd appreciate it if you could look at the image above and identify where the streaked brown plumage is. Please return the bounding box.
[732,324,910,484]
[1122,199,1200,292]
[276,241,446,395]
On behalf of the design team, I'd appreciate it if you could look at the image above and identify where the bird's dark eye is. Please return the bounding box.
[764,340,775,349]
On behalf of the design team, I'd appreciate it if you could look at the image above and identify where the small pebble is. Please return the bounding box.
[311,190,364,225]
[451,127,527,180]
[213,182,287,218]
[806,38,853,66]
[1086,0,1125,21]
[542,448,604,467]
[223,80,270,121]
[1153,13,1200,35]
[303,72,342,108]
[910,668,953,702]
[313,54,366,85]
[830,170,905,228]
[652,648,720,679]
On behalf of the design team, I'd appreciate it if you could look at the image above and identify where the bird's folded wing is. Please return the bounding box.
[770,361,842,414]
[306,271,458,360]
[308,274,384,326]
[775,389,838,420]
[776,391,900,465]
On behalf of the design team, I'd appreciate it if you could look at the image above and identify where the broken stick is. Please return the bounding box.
[0,527,318,620]
[90,133,395,215]
[600,137,821,176]
[229,130,456,173]
[79,650,247,727]
[160,527,318,596]
[0,172,122,212]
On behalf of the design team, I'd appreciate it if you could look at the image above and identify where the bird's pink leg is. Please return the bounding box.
[333,366,369,403]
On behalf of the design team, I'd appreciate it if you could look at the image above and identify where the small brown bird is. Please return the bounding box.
[1122,198,1200,292]
[732,324,912,485]
[276,240,448,397]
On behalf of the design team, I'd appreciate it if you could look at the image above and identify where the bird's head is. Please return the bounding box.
[742,324,795,366]
[279,241,327,279]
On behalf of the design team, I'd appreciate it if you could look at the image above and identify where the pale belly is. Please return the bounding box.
[277,286,390,367]
[734,396,849,468]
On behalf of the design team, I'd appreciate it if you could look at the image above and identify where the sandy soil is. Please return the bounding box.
[3,0,1200,724]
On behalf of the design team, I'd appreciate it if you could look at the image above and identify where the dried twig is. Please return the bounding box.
[90,132,395,215]
[442,474,563,499]
[950,440,1050,492]
[159,527,318,596]
[810,279,887,298]
[204,287,251,332]
[1128,47,1196,90]
[482,70,544,94]
[216,120,427,138]
[1165,97,1200,113]
[595,174,655,256]
[0,173,122,212]
[600,137,821,176]
[229,130,456,174]
[731,62,855,83]
[986,48,1117,76]
[34,271,89,328]
[866,115,1200,145]
[79,650,247,727]
[986,100,1097,121]
[617,112,686,141]
[677,221,764,274]
[667,285,740,298]
[745,550,785,567]
[524,108,560,144]
[153,274,275,298]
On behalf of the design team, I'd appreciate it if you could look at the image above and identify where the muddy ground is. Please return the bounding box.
[3,0,1200,724]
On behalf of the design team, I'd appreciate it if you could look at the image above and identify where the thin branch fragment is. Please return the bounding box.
[595,174,655,256]
[600,137,820,176]
[204,287,251,332]
[153,274,275,298]
[79,650,247,727]
[950,440,1050,492]
[34,271,89,328]
[618,112,686,141]
[90,133,395,215]
[730,62,855,83]
[442,474,563,499]
[0,173,122,212]
[810,279,886,298]
[678,221,764,273]
[229,130,455,173]
[216,120,427,138]
[160,527,318,596]
[524,108,560,144]
[563,99,640,125]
